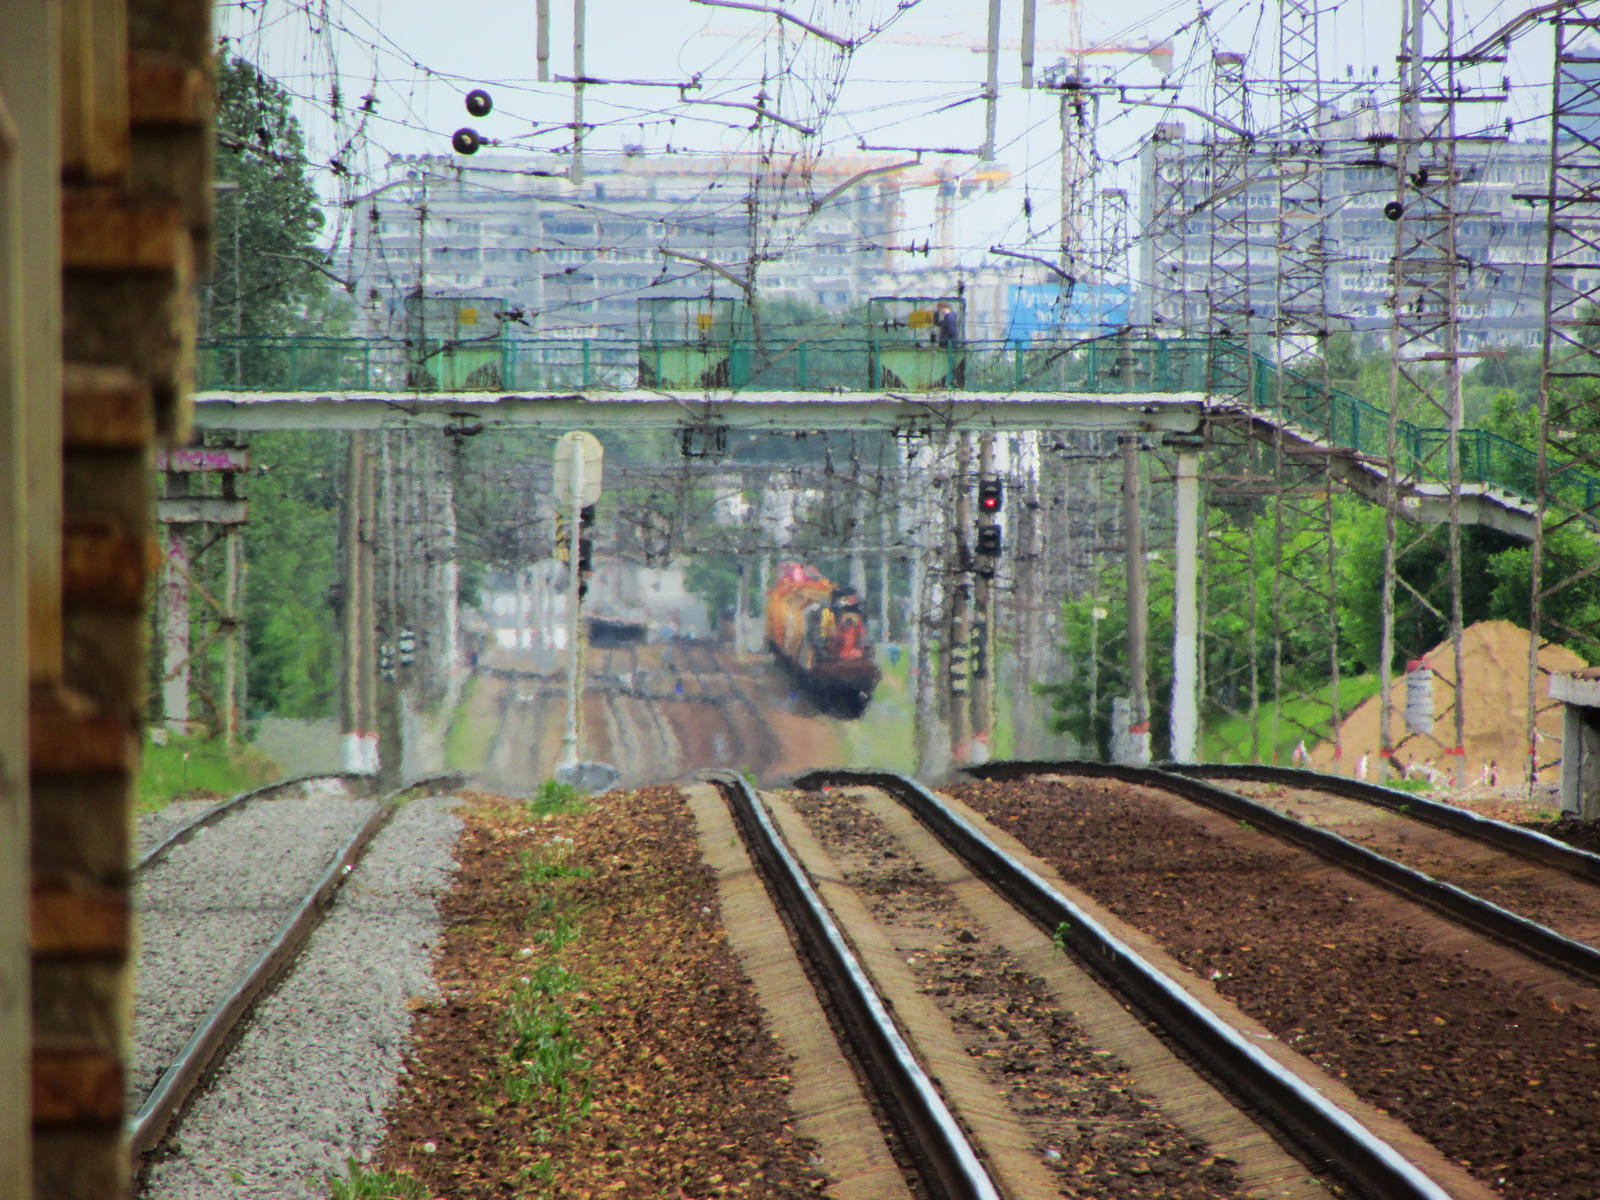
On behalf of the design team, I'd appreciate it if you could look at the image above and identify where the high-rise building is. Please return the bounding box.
[341,151,934,341]
[1138,108,1585,348]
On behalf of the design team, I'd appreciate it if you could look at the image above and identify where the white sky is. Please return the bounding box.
[217,0,1562,272]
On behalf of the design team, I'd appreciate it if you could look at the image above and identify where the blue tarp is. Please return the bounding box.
[1005,282,1129,342]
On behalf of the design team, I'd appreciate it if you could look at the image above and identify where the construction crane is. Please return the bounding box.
[877,160,1012,269]
[861,28,1174,76]
[699,24,1173,74]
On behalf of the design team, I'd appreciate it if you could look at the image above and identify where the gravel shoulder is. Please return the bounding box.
[130,787,378,1108]
[139,793,463,1199]
[952,774,1600,1200]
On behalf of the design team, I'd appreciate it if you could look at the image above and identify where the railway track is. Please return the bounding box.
[129,772,461,1170]
[944,762,1600,1200]
[710,770,1460,1200]
[968,760,1600,985]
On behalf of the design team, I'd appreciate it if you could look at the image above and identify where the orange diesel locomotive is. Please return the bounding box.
[764,561,881,719]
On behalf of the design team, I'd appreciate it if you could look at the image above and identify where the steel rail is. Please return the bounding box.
[133,772,375,875]
[794,768,1453,1200]
[707,773,1002,1200]
[128,773,463,1161]
[964,760,1600,987]
[1167,761,1600,885]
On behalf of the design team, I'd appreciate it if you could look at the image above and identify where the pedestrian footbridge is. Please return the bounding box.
[191,334,1595,541]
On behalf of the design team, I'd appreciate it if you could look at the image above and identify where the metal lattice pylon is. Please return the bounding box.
[1266,0,1346,768]
[1530,7,1600,783]
[1379,0,1470,783]
[1198,50,1268,761]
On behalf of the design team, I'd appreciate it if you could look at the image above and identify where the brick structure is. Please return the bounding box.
[0,2,212,1196]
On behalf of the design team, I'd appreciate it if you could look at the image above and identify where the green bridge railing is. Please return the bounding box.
[196,334,1596,520]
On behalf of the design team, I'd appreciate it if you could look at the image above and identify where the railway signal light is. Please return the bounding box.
[398,629,416,668]
[976,525,1002,557]
[465,88,493,117]
[978,478,1003,513]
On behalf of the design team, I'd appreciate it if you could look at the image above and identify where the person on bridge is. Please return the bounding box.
[934,301,960,348]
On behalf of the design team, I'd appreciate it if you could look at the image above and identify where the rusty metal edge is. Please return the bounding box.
[959,760,1600,986]
[706,772,1002,1200]
[127,772,464,1161]
[794,768,1454,1200]
[1166,761,1600,885]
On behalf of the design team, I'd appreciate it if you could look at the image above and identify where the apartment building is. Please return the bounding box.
[1138,108,1579,348]
[342,150,923,340]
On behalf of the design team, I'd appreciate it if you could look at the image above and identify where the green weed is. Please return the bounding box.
[504,974,593,1127]
[528,779,587,817]
[518,840,592,887]
[1052,921,1072,952]
[534,910,582,952]
[326,1163,426,1199]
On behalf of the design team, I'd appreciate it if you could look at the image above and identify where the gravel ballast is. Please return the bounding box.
[140,794,463,1199]
[130,785,378,1108]
[955,774,1600,1200]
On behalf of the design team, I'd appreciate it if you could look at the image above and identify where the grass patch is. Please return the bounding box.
[528,779,587,818]
[503,966,593,1127]
[326,1164,426,1199]
[137,735,279,814]
[443,675,494,770]
[1201,673,1381,765]
[840,649,917,772]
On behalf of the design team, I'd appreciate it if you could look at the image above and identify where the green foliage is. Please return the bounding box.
[1199,674,1381,765]
[456,559,485,609]
[503,973,593,1125]
[528,779,586,817]
[685,554,744,627]
[1334,501,1522,673]
[208,56,334,340]
[136,735,280,814]
[504,881,592,1127]
[243,431,343,720]
[326,1165,426,1200]
[1487,525,1600,663]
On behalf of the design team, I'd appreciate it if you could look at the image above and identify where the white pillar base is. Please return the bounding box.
[343,731,380,775]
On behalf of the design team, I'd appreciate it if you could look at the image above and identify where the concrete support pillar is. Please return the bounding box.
[342,432,378,773]
[972,433,997,758]
[879,505,891,649]
[162,526,191,735]
[1170,450,1201,763]
[222,529,240,744]
[948,433,973,759]
[1120,434,1150,765]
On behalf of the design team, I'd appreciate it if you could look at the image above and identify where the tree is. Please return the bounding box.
[206,56,334,343]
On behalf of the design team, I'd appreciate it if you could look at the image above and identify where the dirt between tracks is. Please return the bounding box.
[787,788,1248,1200]
[1216,780,1600,945]
[374,786,829,1199]
[952,776,1600,1200]
[1521,816,1600,856]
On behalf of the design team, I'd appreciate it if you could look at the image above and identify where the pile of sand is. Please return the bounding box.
[1309,620,1587,781]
